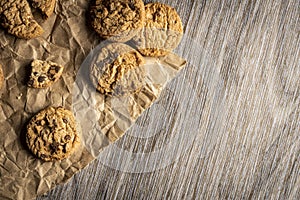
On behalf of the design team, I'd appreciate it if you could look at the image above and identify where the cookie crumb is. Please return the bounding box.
[16,93,23,100]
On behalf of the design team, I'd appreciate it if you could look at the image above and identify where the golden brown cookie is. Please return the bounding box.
[133,3,183,57]
[27,60,64,88]
[90,0,145,42]
[90,43,145,95]
[0,0,44,39]
[26,107,80,161]
[29,0,56,19]
[0,64,3,90]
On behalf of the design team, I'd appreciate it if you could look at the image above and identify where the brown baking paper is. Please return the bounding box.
[73,51,186,157]
[0,0,186,199]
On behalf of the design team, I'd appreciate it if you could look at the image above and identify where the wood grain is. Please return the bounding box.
[37,0,300,199]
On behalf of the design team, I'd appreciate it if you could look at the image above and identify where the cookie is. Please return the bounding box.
[90,0,145,42]
[26,107,80,161]
[0,0,44,39]
[29,0,56,19]
[0,64,3,90]
[90,43,145,95]
[132,3,183,57]
[27,60,64,88]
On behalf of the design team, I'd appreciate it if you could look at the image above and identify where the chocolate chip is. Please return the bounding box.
[27,79,34,86]
[38,76,46,82]
[40,154,47,159]
[64,135,71,140]
[33,72,39,76]
[63,118,68,124]
[62,145,67,153]
[53,142,59,147]
[55,66,61,72]
[128,3,135,10]
[50,141,59,152]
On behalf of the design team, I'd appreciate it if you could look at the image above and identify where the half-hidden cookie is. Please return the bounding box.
[29,0,56,19]
[0,64,3,90]
[132,3,183,57]
[0,0,44,39]
[89,43,145,95]
[90,0,145,42]
[26,107,80,161]
[27,60,64,88]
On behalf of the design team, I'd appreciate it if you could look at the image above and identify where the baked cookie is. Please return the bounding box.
[90,0,145,42]
[0,64,3,90]
[90,43,145,95]
[0,0,44,39]
[26,107,80,161]
[27,60,64,88]
[29,0,56,19]
[132,3,183,57]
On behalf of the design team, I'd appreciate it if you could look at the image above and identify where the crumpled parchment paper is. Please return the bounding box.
[0,0,186,199]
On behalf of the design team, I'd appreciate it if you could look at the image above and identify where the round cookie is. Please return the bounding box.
[90,0,145,42]
[89,43,145,95]
[133,3,183,57]
[26,107,80,161]
[0,64,3,90]
[0,0,44,39]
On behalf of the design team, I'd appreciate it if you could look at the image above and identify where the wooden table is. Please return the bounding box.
[37,0,300,199]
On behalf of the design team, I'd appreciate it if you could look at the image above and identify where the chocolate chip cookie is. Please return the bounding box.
[90,43,145,95]
[29,0,56,19]
[133,3,183,57]
[90,0,145,42]
[0,64,3,90]
[0,0,44,39]
[26,107,80,161]
[27,60,64,88]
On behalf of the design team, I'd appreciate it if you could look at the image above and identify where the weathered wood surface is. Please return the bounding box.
[38,0,300,199]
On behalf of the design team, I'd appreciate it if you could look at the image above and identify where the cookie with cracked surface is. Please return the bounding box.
[90,0,145,42]
[29,0,56,19]
[0,64,3,90]
[26,107,80,161]
[132,3,183,57]
[27,60,64,88]
[0,0,44,39]
[90,43,145,95]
